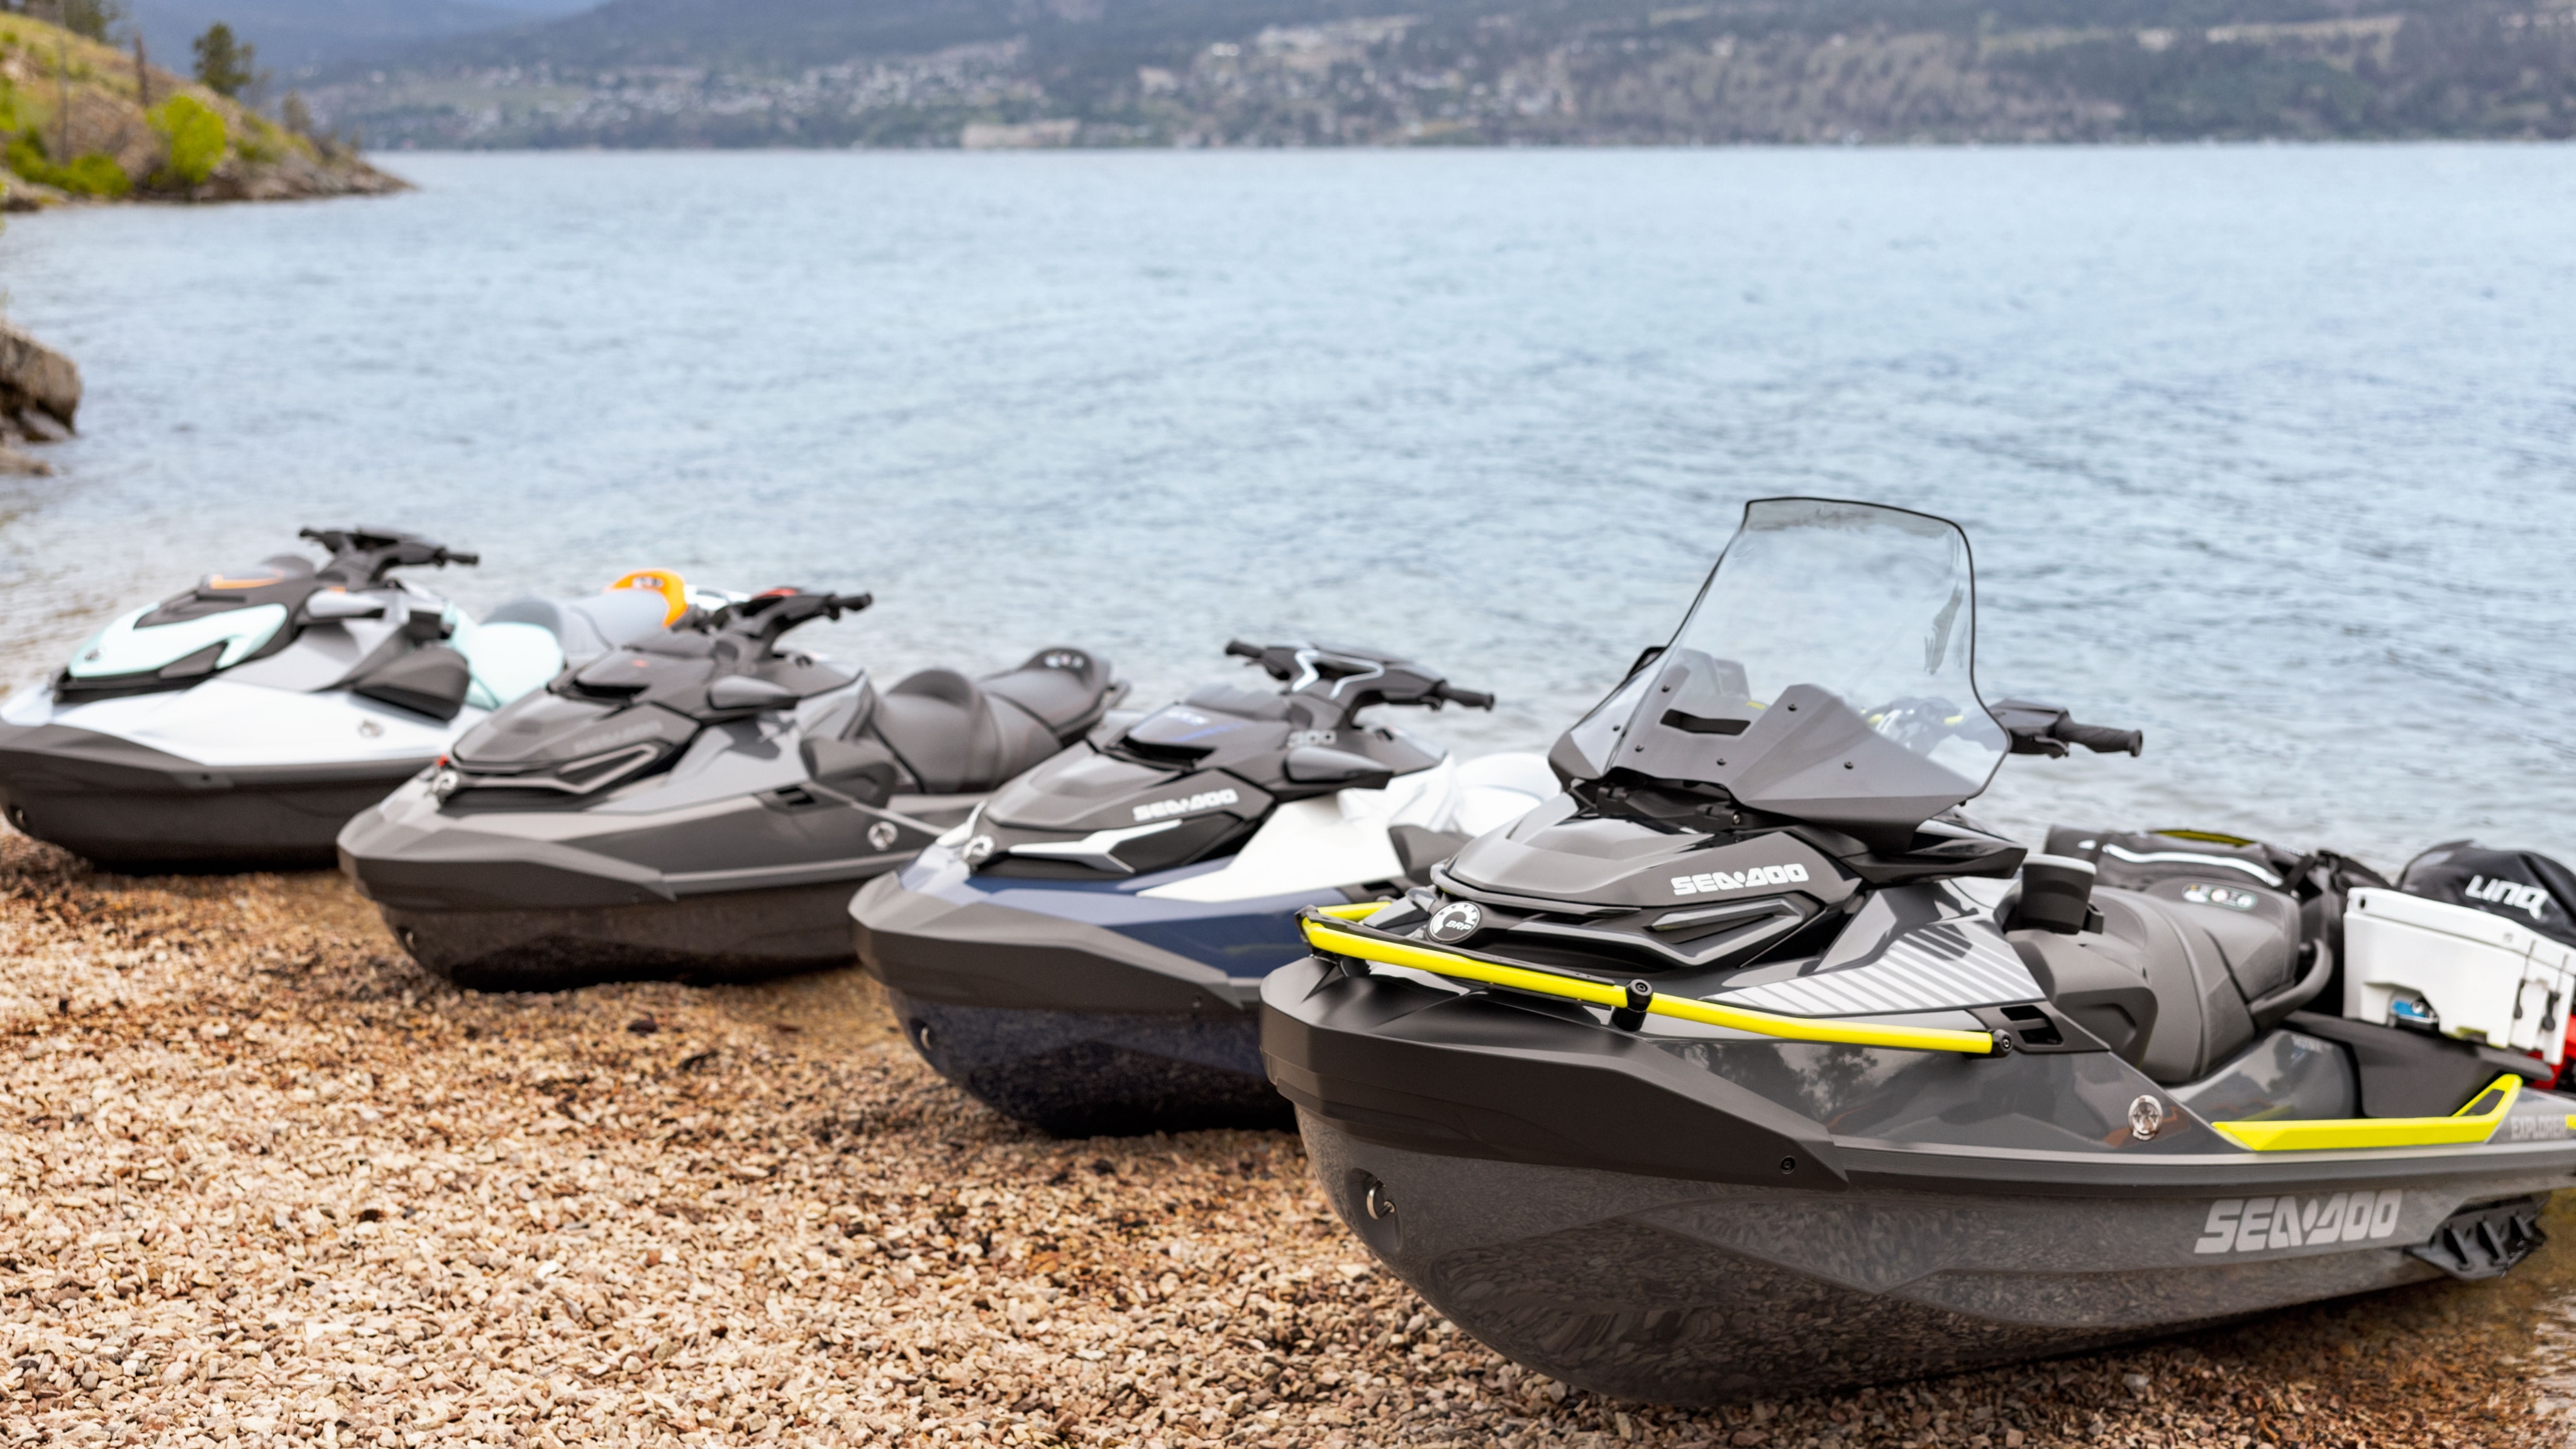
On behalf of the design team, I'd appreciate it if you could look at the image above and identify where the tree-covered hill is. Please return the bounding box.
[310,0,2576,145]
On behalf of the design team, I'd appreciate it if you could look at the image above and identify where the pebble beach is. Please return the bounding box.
[3,829,2570,1448]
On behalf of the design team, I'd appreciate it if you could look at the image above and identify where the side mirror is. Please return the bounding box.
[304,591,387,621]
[708,675,799,712]
[1283,746,1395,791]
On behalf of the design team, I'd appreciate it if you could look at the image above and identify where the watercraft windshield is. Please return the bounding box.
[1556,497,2007,841]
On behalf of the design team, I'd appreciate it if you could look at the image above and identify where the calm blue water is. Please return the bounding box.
[3,148,2571,868]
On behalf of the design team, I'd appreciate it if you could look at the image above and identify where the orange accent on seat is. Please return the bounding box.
[606,570,691,626]
[203,571,286,590]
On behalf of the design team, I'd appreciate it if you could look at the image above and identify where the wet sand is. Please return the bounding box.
[1,830,2567,1447]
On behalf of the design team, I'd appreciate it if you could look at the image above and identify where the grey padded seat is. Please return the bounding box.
[2012,883,2308,1086]
[979,648,1118,736]
[871,669,1060,796]
[483,591,674,660]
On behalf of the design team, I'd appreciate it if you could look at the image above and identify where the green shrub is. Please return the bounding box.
[3,132,132,197]
[148,94,226,186]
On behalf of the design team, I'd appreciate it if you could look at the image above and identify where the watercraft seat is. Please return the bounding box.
[870,669,1063,796]
[2011,883,2307,1085]
[483,591,672,660]
[978,648,1119,738]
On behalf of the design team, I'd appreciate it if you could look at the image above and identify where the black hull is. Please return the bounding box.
[884,989,1287,1138]
[1296,1111,2446,1406]
[0,723,426,870]
[376,879,870,992]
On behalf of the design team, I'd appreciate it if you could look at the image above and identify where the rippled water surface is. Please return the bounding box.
[3,148,2570,865]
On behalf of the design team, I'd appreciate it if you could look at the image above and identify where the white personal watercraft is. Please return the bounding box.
[852,639,1557,1137]
[0,528,688,869]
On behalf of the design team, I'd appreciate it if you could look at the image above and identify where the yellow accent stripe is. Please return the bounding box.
[2212,1074,2524,1152]
[1298,916,1997,1056]
[1312,901,1389,921]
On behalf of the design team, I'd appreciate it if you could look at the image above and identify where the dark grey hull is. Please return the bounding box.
[375,877,874,992]
[1263,955,2575,1404]
[0,722,425,869]
[341,771,960,991]
[884,987,1287,1137]
[853,862,1336,1137]
[1297,1110,2470,1406]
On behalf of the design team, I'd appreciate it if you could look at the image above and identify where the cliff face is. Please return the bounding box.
[0,13,404,208]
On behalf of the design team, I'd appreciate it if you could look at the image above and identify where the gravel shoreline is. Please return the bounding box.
[2,830,2568,1448]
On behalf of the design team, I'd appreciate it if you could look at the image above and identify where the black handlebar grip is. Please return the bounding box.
[1224,639,1265,660]
[2059,721,2144,757]
[444,551,481,567]
[833,592,875,614]
[1439,686,1497,710]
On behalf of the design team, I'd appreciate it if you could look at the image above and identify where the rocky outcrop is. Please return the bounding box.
[1,14,406,207]
[0,319,77,476]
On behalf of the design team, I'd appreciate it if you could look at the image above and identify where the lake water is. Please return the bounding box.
[3,147,2571,869]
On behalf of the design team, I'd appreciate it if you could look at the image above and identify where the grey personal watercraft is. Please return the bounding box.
[1262,498,2572,1406]
[338,587,1122,991]
[0,528,679,869]
[853,639,1555,1137]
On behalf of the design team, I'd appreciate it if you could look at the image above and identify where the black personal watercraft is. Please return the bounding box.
[1262,498,2573,1406]
[0,528,687,869]
[338,587,1123,992]
[852,640,1557,1137]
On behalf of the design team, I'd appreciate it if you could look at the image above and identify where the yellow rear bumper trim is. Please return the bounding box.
[2211,1074,2522,1152]
[1298,915,1997,1056]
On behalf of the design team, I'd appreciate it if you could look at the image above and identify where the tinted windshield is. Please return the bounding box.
[1557,498,2007,838]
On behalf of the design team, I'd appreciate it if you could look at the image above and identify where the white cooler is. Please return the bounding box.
[2345,887,2576,1065]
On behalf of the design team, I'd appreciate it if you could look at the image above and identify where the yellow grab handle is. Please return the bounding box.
[607,569,691,626]
[2212,1074,2523,1152]
[1299,916,1997,1056]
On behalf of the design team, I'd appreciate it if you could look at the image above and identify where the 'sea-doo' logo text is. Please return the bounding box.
[573,721,668,755]
[2194,1189,2402,1255]
[1672,863,1810,897]
[1135,787,1240,823]
[2466,875,2552,922]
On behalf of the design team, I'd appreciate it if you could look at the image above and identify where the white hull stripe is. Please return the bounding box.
[1715,921,2042,1017]
[2099,843,2283,888]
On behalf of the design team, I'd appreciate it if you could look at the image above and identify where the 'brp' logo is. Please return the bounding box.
[1425,901,1483,943]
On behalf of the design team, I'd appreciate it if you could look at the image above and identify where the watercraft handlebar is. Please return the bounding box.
[1223,639,1494,717]
[299,526,482,584]
[1991,699,2143,758]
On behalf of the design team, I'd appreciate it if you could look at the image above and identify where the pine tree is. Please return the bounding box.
[60,0,128,43]
[192,22,257,99]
